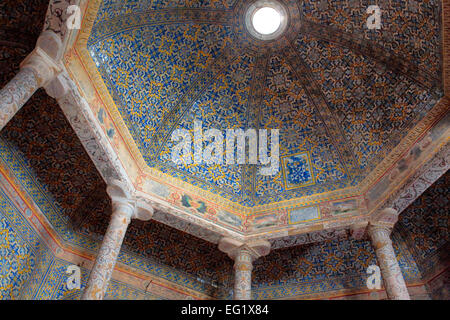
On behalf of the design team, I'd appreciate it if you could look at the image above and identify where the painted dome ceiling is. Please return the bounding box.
[85,0,444,207]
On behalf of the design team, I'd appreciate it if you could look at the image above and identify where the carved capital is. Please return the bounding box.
[106,180,154,221]
[20,31,63,87]
[135,200,154,221]
[368,208,399,249]
[218,237,271,262]
[45,73,71,99]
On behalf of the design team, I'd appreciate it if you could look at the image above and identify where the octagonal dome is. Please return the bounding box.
[64,0,447,238]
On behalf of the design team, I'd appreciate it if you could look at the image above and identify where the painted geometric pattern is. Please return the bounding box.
[0,0,48,42]
[18,245,54,299]
[255,55,349,200]
[2,0,445,300]
[95,0,238,24]
[283,153,314,189]
[0,0,110,237]
[87,1,444,207]
[0,145,219,299]
[295,34,442,173]
[0,139,229,297]
[89,23,235,152]
[44,258,162,300]
[302,0,443,78]
[0,97,107,226]
[252,232,422,299]
[0,184,52,300]
[157,53,255,200]
[0,137,443,300]
[0,198,162,300]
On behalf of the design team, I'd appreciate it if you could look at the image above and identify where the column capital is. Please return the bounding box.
[369,207,399,231]
[218,238,271,262]
[106,180,154,221]
[134,200,154,221]
[20,30,63,87]
[368,208,399,250]
[45,73,71,100]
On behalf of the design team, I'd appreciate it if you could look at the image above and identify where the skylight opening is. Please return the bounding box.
[245,1,288,41]
[252,7,282,35]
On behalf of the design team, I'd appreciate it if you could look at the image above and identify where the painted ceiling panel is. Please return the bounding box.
[255,55,350,202]
[395,171,449,278]
[295,35,443,173]
[89,23,235,155]
[302,0,442,79]
[1,0,447,301]
[0,199,38,299]
[252,231,423,299]
[0,93,107,224]
[87,0,444,208]
[95,0,238,25]
[157,53,255,201]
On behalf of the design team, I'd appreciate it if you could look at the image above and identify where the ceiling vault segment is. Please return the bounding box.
[283,42,360,179]
[151,47,244,160]
[300,19,442,93]
[90,8,234,46]
[245,54,270,200]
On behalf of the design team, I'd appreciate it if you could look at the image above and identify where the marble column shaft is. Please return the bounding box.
[368,225,410,300]
[81,201,133,300]
[233,247,254,300]
[0,68,38,130]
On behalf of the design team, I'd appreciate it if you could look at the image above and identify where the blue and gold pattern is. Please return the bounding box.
[302,0,443,80]
[294,34,442,173]
[3,0,447,301]
[282,152,315,189]
[252,231,422,299]
[0,194,37,299]
[86,0,444,207]
[395,171,449,279]
[0,139,231,298]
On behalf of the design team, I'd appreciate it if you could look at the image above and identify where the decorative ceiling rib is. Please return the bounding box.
[151,47,244,160]
[283,42,359,177]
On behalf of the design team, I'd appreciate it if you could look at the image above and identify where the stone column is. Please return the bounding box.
[368,208,410,300]
[82,180,153,300]
[0,30,62,130]
[219,238,271,300]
